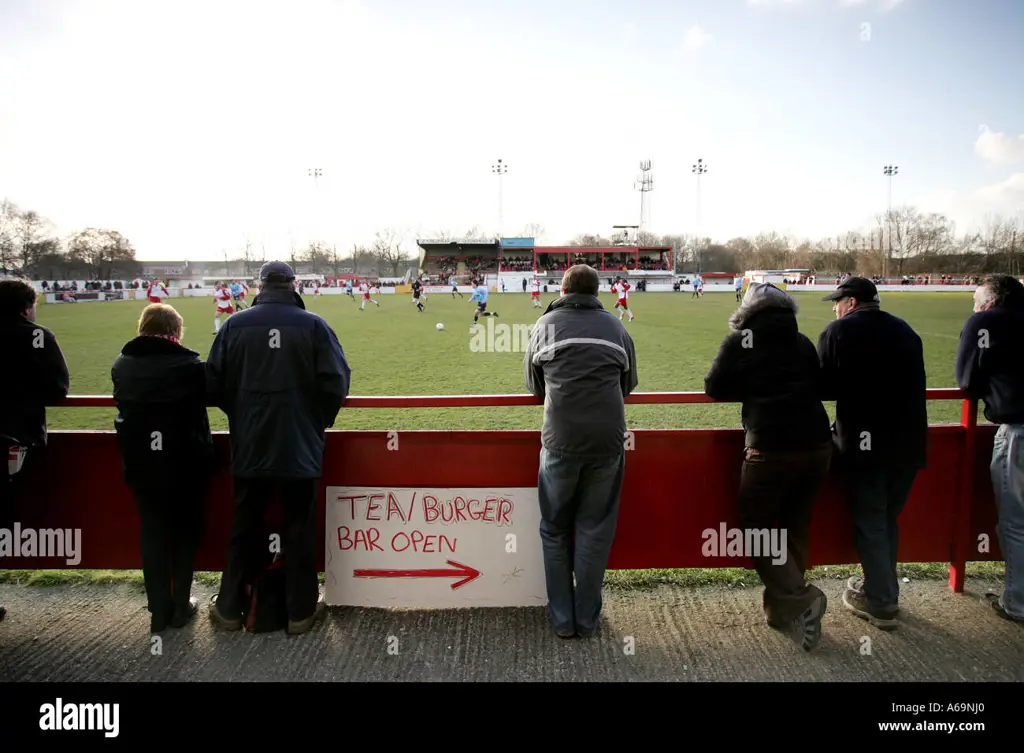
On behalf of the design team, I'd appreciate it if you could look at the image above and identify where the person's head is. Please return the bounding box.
[821,276,879,319]
[741,281,788,307]
[973,275,1024,313]
[138,303,183,341]
[560,263,600,296]
[0,277,39,322]
[258,260,296,292]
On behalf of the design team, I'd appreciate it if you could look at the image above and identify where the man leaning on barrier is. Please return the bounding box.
[524,263,638,639]
[704,282,832,651]
[206,261,351,635]
[818,277,927,631]
[0,277,71,624]
[955,274,1024,624]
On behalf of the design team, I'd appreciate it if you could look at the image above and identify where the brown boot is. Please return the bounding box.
[287,597,326,635]
[842,589,897,630]
[208,595,242,631]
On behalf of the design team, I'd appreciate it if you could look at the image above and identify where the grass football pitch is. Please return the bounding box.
[40,289,976,432]
[10,289,1002,589]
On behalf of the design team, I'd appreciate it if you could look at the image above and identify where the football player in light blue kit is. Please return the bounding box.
[470,280,499,327]
[229,281,249,309]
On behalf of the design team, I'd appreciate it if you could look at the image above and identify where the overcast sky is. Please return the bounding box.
[1,0,1022,261]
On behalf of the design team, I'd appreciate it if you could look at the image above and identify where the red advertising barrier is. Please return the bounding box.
[2,391,1001,593]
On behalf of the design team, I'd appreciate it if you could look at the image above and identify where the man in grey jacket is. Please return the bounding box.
[524,264,638,638]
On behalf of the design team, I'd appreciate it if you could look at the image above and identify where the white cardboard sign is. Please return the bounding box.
[324,487,547,608]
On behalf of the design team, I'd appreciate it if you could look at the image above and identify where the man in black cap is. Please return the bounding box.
[817,277,927,630]
[206,261,351,634]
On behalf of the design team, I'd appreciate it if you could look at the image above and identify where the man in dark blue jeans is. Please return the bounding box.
[818,277,927,630]
[955,274,1024,624]
[524,264,638,638]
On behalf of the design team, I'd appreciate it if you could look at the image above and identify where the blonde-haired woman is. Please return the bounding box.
[112,303,216,633]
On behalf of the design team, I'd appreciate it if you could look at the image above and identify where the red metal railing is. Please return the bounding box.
[57,388,971,409]
[49,389,984,592]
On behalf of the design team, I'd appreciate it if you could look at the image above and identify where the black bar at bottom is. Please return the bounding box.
[0,682,1004,744]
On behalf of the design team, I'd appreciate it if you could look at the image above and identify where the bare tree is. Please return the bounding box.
[750,231,791,269]
[370,228,412,277]
[636,230,661,246]
[0,199,21,271]
[874,205,918,277]
[328,245,344,277]
[349,244,375,275]
[15,210,50,273]
[242,238,256,277]
[724,236,756,272]
[520,222,545,241]
[302,241,331,274]
[66,228,140,279]
[567,233,613,247]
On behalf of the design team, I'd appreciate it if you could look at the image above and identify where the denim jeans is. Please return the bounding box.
[843,465,919,611]
[990,424,1024,620]
[537,447,625,636]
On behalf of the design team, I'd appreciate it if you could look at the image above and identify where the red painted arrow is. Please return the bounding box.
[353,560,482,590]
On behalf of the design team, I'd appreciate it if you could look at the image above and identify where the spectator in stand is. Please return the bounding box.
[206,261,350,635]
[524,264,638,639]
[112,303,216,633]
[704,282,832,651]
[955,274,1024,624]
[818,277,927,630]
[0,278,71,623]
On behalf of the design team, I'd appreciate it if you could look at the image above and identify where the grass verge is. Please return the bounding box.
[0,561,1005,591]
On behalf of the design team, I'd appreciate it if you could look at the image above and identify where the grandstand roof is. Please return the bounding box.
[417,238,499,250]
[534,246,672,253]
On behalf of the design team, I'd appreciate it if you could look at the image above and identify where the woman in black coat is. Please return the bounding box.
[703,282,833,651]
[112,303,215,633]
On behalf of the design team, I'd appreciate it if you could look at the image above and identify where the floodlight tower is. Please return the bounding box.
[635,160,653,238]
[308,168,323,251]
[492,159,507,238]
[692,158,707,274]
[492,159,507,287]
[883,164,898,280]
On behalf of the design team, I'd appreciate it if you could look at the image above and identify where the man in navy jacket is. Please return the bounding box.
[207,261,350,634]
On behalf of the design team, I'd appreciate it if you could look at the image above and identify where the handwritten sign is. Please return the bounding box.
[324,487,547,608]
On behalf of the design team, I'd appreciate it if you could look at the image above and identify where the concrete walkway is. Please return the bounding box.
[1,577,1021,682]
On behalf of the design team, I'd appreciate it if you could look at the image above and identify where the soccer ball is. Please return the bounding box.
[436,323,445,331]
